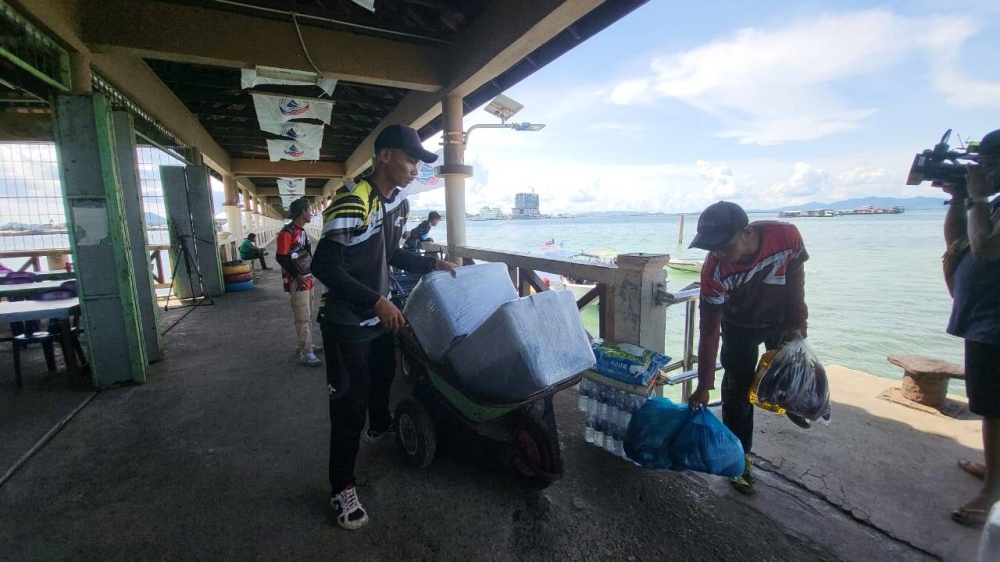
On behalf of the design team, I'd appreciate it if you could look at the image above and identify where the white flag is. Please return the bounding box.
[252,93,333,124]
[241,68,338,96]
[266,140,320,162]
[260,121,324,149]
[278,177,305,196]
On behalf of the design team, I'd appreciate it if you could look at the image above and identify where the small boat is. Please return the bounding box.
[667,258,703,273]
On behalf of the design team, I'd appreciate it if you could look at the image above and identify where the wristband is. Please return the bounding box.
[966,196,989,210]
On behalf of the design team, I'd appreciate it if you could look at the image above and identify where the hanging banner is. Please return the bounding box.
[266,140,320,162]
[241,68,338,96]
[252,93,333,124]
[352,0,375,12]
[260,121,324,149]
[398,149,444,198]
[278,177,306,195]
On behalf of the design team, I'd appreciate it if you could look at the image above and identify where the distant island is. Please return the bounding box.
[764,196,947,213]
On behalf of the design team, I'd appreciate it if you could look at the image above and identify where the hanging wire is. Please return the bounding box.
[292,13,326,80]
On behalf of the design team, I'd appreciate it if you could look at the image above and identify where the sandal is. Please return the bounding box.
[958,460,986,480]
[951,506,989,527]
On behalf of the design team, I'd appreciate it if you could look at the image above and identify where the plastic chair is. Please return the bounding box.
[2,271,43,341]
[11,289,82,388]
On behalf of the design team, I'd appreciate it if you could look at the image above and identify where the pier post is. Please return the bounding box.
[53,93,148,385]
[111,110,162,362]
[439,94,473,259]
[613,253,670,354]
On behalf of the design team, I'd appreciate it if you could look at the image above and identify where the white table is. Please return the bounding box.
[0,298,85,381]
[0,280,68,300]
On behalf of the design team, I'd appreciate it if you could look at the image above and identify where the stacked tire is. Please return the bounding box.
[222,260,254,292]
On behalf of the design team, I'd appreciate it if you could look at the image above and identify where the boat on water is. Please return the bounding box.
[666,258,703,273]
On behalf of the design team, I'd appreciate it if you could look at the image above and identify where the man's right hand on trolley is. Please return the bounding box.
[374,296,405,333]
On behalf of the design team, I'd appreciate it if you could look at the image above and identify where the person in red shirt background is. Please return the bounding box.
[275,198,322,367]
[687,201,810,495]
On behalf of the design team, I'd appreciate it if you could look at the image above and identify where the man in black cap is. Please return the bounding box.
[943,128,1000,527]
[687,201,810,494]
[275,197,321,367]
[310,124,456,530]
[404,211,442,251]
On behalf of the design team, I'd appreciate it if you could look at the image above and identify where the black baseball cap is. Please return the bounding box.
[286,197,310,220]
[428,211,441,220]
[689,201,749,251]
[979,129,1000,157]
[374,124,437,163]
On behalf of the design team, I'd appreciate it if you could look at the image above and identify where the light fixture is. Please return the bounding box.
[463,94,545,147]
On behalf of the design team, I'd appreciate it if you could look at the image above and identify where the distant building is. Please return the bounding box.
[474,206,503,220]
[512,192,540,219]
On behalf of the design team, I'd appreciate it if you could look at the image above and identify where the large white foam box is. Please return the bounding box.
[448,289,596,403]
[403,262,518,362]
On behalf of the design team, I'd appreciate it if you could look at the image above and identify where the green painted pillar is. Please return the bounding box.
[160,165,224,298]
[111,110,162,362]
[53,94,148,386]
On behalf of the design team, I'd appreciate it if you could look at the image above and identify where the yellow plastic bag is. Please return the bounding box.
[750,349,786,414]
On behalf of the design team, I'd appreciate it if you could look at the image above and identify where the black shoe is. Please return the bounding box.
[786,412,812,429]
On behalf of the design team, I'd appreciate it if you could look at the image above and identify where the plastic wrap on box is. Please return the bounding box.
[403,262,517,362]
[447,290,596,404]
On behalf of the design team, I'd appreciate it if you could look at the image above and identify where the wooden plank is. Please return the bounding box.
[577,285,601,310]
[450,246,618,285]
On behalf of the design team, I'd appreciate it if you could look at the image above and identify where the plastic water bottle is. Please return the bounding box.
[614,392,628,457]
[584,409,596,444]
[593,416,605,448]
[577,379,590,412]
[594,384,607,423]
[587,382,601,415]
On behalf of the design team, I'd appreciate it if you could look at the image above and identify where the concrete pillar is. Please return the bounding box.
[612,253,670,353]
[53,93,148,386]
[69,52,92,93]
[222,175,243,239]
[242,189,253,232]
[439,94,471,252]
[161,165,225,298]
[111,110,162,363]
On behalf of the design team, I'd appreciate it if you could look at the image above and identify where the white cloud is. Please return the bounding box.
[609,10,1000,144]
[769,163,830,197]
[587,122,650,138]
[697,160,754,200]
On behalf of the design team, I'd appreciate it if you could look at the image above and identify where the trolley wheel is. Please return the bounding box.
[395,399,437,468]
[507,410,559,489]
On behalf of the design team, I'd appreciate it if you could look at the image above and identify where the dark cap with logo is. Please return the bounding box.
[286,197,311,220]
[375,124,438,163]
[689,201,749,251]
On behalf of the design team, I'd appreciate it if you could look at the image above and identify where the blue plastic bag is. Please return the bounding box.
[624,397,745,477]
[669,408,745,477]
[591,340,671,387]
[623,397,689,469]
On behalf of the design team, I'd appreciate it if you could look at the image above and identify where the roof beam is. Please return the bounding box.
[342,0,605,179]
[81,0,447,92]
[89,54,232,173]
[252,187,327,197]
[232,159,345,178]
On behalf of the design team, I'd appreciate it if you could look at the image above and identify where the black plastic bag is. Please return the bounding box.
[754,336,832,422]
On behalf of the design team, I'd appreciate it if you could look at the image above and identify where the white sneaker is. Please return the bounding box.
[331,485,369,530]
[300,352,322,367]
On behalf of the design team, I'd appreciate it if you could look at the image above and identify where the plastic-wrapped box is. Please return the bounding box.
[403,262,517,361]
[447,289,596,403]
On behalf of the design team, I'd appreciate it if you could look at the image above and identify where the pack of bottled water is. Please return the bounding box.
[577,378,650,460]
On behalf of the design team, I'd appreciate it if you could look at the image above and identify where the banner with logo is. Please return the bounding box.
[252,93,333,124]
[398,149,444,198]
[260,121,324,149]
[266,139,320,162]
[277,177,305,196]
[241,68,338,96]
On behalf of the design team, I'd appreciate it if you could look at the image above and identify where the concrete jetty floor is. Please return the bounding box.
[0,254,981,561]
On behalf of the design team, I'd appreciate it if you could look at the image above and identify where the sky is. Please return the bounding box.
[407,0,1000,215]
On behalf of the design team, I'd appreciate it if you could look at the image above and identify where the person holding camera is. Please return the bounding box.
[944,129,1000,527]
[275,198,321,367]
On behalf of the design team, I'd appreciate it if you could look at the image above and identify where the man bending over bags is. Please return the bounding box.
[687,201,810,495]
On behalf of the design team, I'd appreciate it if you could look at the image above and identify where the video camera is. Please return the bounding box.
[906,129,982,189]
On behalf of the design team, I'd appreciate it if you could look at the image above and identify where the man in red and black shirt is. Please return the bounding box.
[687,201,809,494]
[275,198,321,367]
